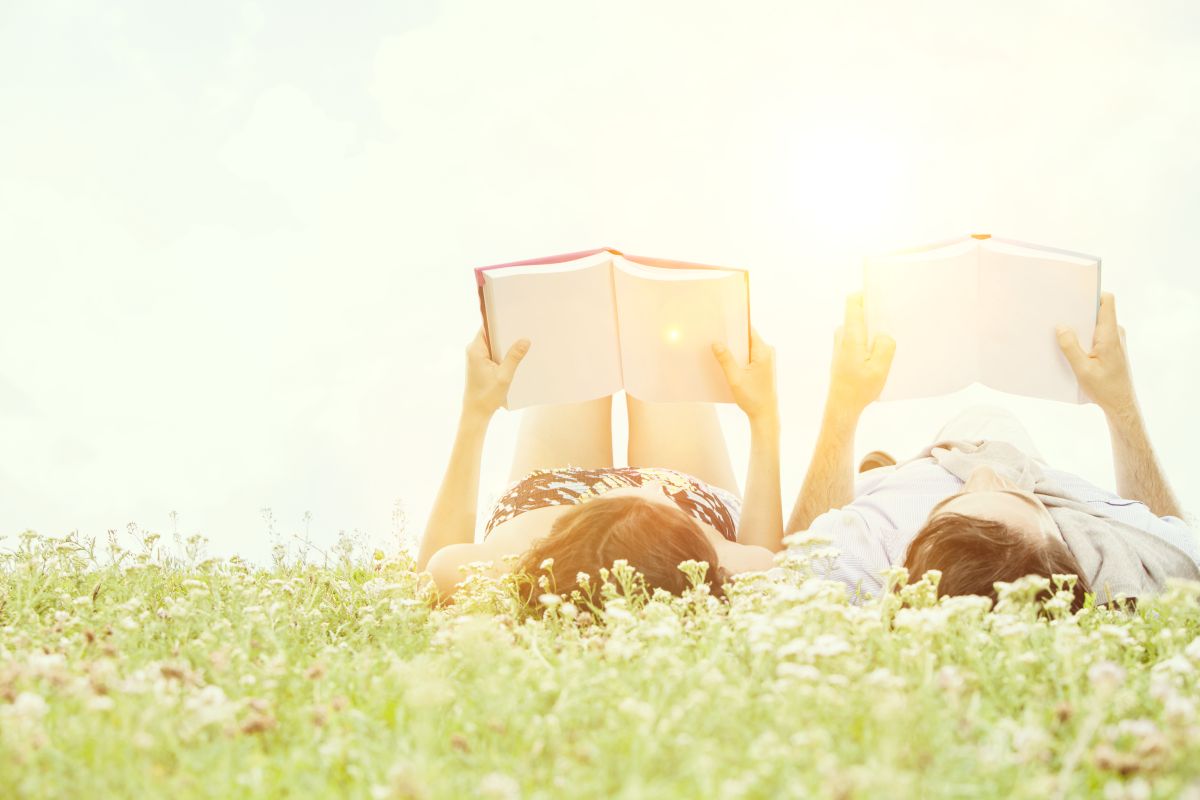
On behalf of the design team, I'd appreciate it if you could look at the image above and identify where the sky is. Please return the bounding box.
[2,1,1198,563]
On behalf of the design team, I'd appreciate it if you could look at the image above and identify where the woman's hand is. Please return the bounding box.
[463,330,530,418]
[1056,293,1137,417]
[713,328,778,425]
[828,293,895,417]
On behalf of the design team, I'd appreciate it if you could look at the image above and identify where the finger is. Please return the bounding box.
[497,339,531,381]
[833,326,845,353]
[1055,326,1089,371]
[1118,324,1127,348]
[1098,292,1117,331]
[844,294,866,345]
[712,342,737,379]
[870,334,896,367]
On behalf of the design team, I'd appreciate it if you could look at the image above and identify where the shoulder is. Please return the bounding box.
[425,541,510,598]
[714,540,776,574]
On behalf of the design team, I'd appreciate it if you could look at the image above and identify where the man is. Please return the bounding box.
[788,293,1199,607]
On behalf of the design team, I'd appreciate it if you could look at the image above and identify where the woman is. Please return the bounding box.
[417,328,783,602]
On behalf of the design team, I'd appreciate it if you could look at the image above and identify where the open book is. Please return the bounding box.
[864,235,1101,403]
[476,248,749,409]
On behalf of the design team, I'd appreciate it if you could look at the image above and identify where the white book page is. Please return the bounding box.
[612,256,748,403]
[978,240,1099,403]
[864,239,980,400]
[483,253,622,409]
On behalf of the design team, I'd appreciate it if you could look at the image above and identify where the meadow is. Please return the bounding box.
[2,529,1199,800]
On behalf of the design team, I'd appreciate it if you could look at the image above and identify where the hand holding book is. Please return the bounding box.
[1055,293,1137,415]
[713,328,779,424]
[828,293,896,416]
[463,330,531,418]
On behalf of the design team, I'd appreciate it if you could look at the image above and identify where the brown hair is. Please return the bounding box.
[517,495,727,608]
[904,512,1092,612]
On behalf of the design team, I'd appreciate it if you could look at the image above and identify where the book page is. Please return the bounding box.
[612,256,748,403]
[482,252,622,409]
[978,240,1099,403]
[864,239,980,400]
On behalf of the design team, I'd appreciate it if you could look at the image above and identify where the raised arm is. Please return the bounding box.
[416,331,530,573]
[1057,293,1185,519]
[786,294,894,534]
[713,329,783,552]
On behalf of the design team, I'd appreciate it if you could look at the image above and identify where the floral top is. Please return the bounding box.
[485,466,742,542]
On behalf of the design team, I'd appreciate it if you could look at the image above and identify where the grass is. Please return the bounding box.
[1,530,1199,799]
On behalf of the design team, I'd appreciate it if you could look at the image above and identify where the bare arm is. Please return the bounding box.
[740,413,783,550]
[416,408,493,571]
[1105,406,1183,518]
[1057,293,1184,518]
[787,403,859,534]
[416,331,529,573]
[713,329,783,551]
[787,294,894,533]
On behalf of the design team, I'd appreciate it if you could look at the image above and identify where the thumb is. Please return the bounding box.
[498,339,531,382]
[1055,326,1088,372]
[711,342,737,380]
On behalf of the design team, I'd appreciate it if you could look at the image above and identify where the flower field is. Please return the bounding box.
[2,531,1200,800]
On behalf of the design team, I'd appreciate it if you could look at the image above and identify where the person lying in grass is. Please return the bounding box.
[417,329,783,602]
[789,292,1200,608]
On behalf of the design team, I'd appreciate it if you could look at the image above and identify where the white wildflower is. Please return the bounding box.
[809,635,850,659]
[478,772,521,800]
[776,663,822,681]
[11,692,49,719]
[86,695,115,712]
[1088,661,1126,695]
[28,652,67,677]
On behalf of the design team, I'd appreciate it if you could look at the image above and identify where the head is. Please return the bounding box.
[904,465,1091,611]
[517,488,727,609]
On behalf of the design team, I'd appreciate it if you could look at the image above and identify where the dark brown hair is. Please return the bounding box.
[904,512,1092,612]
[517,495,727,608]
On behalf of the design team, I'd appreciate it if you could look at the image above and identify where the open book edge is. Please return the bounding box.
[476,248,751,407]
[865,234,1101,404]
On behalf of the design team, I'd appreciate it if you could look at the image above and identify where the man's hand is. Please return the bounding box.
[1056,293,1137,416]
[713,328,778,425]
[1058,293,1185,519]
[829,293,895,416]
[463,329,530,418]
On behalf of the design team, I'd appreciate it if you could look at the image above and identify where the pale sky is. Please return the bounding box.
[2,1,1198,563]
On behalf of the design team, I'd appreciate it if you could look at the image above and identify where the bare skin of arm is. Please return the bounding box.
[786,294,895,534]
[714,329,784,553]
[1057,293,1185,519]
[417,331,529,592]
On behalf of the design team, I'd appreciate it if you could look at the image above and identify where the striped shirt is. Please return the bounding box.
[803,458,1199,600]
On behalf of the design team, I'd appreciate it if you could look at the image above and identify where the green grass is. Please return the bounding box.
[2,531,1199,799]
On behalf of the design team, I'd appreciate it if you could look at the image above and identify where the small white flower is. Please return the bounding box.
[28,652,67,676]
[87,695,115,712]
[1088,661,1126,695]
[809,635,850,659]
[478,772,521,800]
[8,692,48,719]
